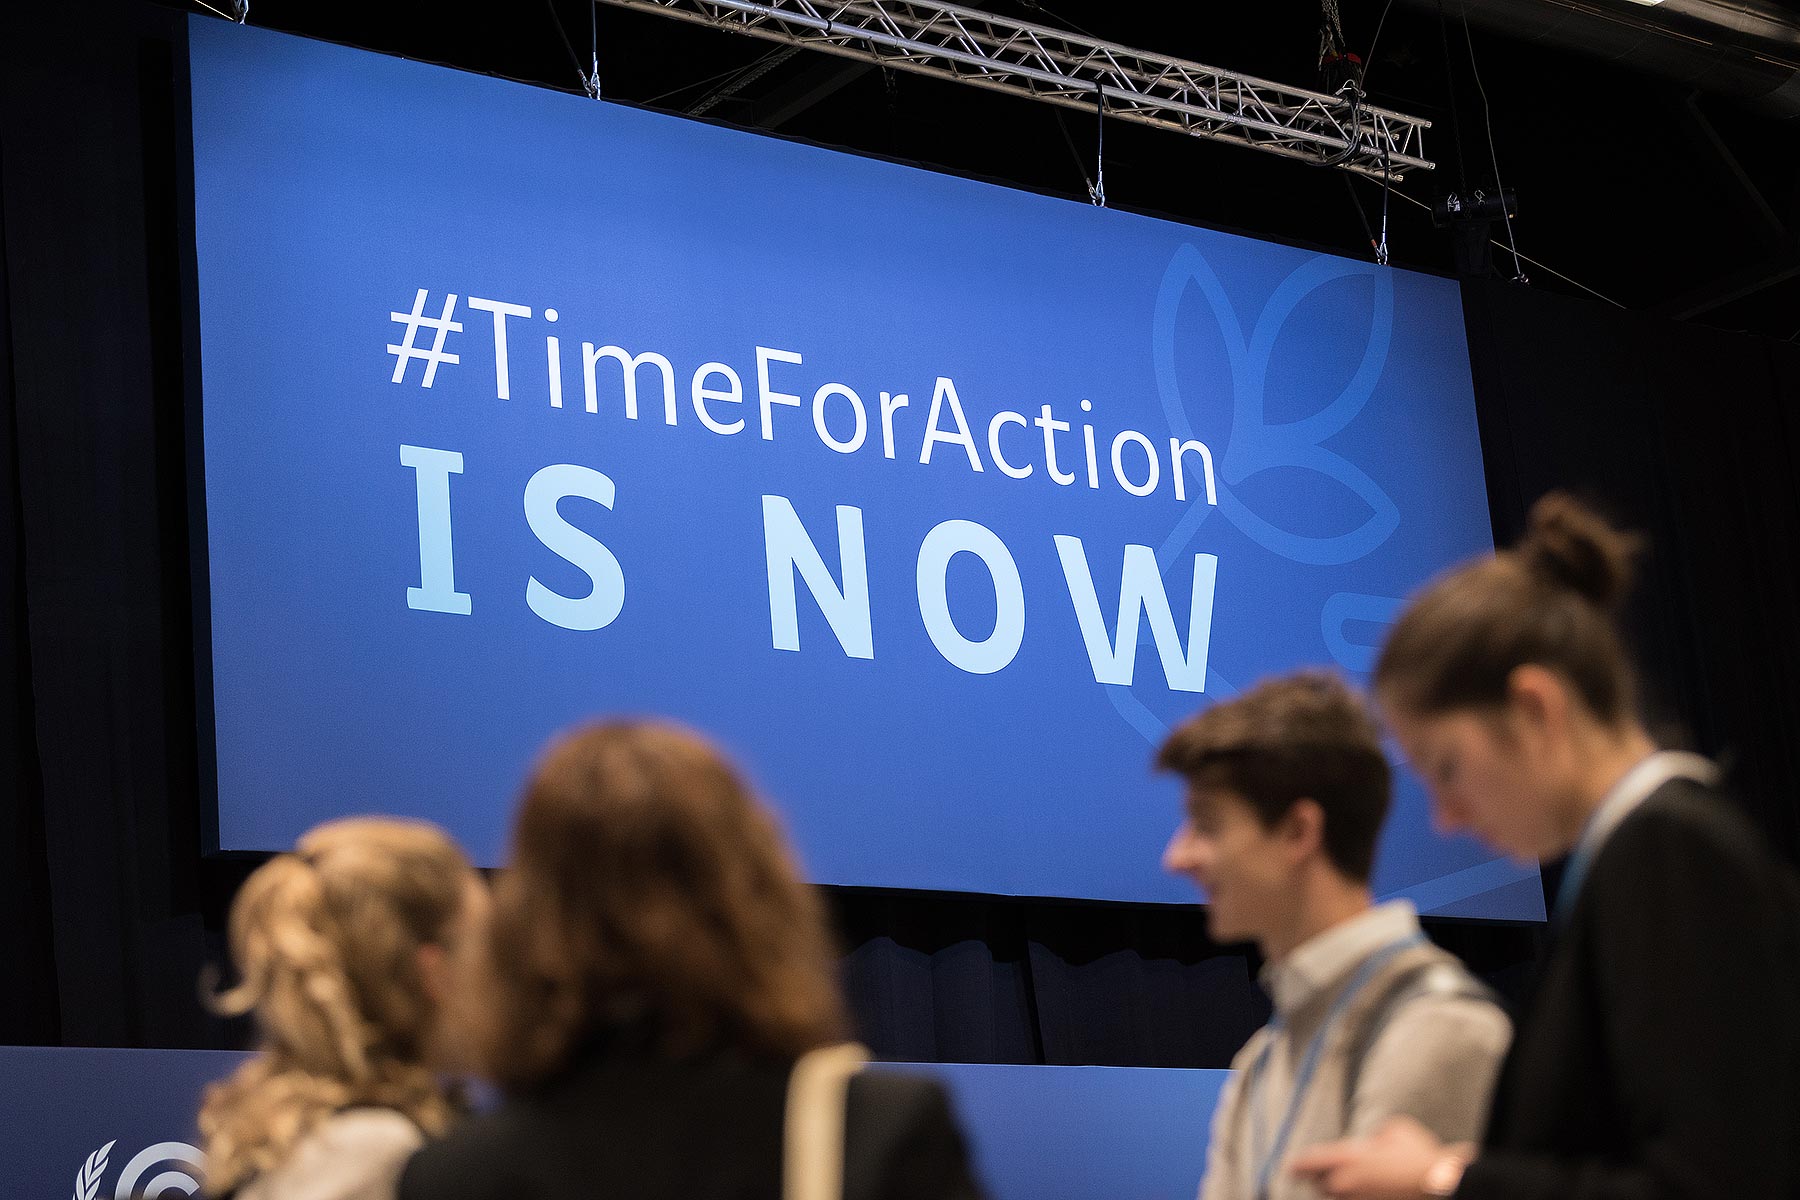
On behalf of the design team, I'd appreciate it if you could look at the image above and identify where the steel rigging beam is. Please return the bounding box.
[599,0,1434,180]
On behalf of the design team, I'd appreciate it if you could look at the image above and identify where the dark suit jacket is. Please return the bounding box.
[1459,778,1800,1200]
[397,1046,985,1200]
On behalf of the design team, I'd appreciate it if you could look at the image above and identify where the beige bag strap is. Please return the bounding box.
[783,1042,870,1200]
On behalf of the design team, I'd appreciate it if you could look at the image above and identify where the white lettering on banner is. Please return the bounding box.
[916,520,1026,675]
[813,383,869,455]
[919,376,984,472]
[1055,538,1218,693]
[1035,404,1077,487]
[385,291,1221,506]
[387,290,462,388]
[400,445,472,616]
[395,454,1219,694]
[757,345,805,440]
[762,496,875,659]
[1112,429,1160,498]
[1079,399,1101,489]
[386,290,1232,695]
[987,411,1033,480]
[466,296,531,400]
[546,320,564,410]
[1170,438,1218,505]
[879,391,910,460]
[523,464,626,632]
[692,362,746,435]
[584,344,678,424]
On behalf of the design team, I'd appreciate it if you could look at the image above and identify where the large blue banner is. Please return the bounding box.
[189,19,1540,916]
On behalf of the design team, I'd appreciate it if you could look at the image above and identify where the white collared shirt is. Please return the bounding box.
[1262,899,1422,1020]
[1202,898,1510,1200]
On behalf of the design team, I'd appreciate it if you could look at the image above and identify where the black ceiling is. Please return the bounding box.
[159,0,1800,340]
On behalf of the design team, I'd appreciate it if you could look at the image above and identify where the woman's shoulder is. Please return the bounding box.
[236,1110,423,1200]
[397,1106,532,1200]
[316,1109,426,1154]
[1598,776,1800,924]
[844,1070,983,1200]
[1618,777,1789,874]
[845,1069,952,1123]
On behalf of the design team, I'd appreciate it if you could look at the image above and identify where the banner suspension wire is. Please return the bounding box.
[585,1,603,99]
[1089,85,1106,208]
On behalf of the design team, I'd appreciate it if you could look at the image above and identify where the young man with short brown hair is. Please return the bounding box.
[1159,673,1509,1200]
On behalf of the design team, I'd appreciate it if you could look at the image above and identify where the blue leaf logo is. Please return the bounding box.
[1153,245,1400,567]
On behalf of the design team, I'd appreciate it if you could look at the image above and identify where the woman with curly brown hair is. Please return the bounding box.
[199,817,486,1200]
[398,719,983,1200]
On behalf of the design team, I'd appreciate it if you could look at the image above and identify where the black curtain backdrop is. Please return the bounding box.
[1462,280,1800,864]
[6,4,1791,1060]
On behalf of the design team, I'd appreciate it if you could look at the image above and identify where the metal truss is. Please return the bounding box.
[598,0,1432,180]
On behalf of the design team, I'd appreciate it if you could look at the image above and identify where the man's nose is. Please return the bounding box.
[1163,825,1206,875]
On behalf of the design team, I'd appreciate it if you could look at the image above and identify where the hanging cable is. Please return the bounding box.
[543,0,592,95]
[1316,0,1399,174]
[1319,0,1355,90]
[1343,173,1380,258]
[585,1,602,99]
[1051,107,1097,201]
[1369,180,1614,305]
[1436,0,1470,198]
[1461,12,1526,282]
[1365,0,1397,265]
[1018,0,1098,39]
[1377,140,1391,265]
[1320,0,1399,263]
[687,46,799,116]
[643,47,789,107]
[1362,0,1399,93]
[1090,85,1107,207]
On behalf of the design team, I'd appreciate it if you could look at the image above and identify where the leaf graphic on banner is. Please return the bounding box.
[1152,244,1399,567]
[1099,245,1405,748]
[72,1141,115,1200]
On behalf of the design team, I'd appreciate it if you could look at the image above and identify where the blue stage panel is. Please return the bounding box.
[0,1047,1225,1200]
[912,1062,1228,1200]
[0,1046,228,1200]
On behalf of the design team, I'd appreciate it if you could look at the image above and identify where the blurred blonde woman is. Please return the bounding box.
[199,817,485,1200]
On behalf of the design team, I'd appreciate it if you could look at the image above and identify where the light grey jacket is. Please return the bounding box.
[1199,903,1511,1200]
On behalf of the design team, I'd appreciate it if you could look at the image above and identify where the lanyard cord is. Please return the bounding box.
[1553,752,1718,925]
[1248,932,1426,1199]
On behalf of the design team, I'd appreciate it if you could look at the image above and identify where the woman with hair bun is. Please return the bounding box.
[398,719,983,1200]
[199,818,486,1200]
[1292,493,1800,1200]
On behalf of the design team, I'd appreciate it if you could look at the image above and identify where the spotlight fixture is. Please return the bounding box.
[1431,189,1520,277]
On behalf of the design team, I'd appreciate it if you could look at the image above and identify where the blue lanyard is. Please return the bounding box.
[1553,827,1601,926]
[1552,753,1715,926]
[1247,932,1425,1200]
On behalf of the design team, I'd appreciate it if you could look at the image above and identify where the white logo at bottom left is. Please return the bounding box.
[72,1140,204,1200]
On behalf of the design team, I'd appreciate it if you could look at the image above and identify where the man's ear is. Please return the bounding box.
[1281,798,1327,864]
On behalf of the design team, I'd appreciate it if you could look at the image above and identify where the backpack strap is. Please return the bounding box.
[784,1042,870,1200]
[1340,955,1498,1113]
